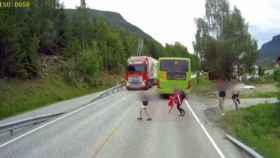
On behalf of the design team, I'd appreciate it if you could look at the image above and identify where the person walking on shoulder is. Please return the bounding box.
[231,84,241,111]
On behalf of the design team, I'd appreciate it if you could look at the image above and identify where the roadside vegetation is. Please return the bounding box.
[0,63,120,120]
[222,68,280,158]
[240,70,279,98]
[223,103,280,158]
[273,68,280,99]
[193,0,259,80]
[240,91,279,98]
[192,75,215,95]
[245,75,275,84]
[0,1,200,80]
[240,83,279,98]
[240,92,278,98]
[192,1,280,157]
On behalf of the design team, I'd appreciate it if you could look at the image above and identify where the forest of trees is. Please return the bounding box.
[0,0,198,84]
[193,0,259,80]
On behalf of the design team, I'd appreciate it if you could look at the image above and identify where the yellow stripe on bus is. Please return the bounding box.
[159,71,167,80]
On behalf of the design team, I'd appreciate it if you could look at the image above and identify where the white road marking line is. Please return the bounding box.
[0,93,129,149]
[184,100,226,158]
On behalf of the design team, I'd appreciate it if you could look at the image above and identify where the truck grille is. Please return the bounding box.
[128,76,143,83]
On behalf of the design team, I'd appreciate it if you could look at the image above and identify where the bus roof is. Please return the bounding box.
[158,57,190,61]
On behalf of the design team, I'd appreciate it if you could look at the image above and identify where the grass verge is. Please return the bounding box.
[240,91,279,98]
[222,103,280,158]
[240,83,278,98]
[0,73,118,120]
[192,75,215,95]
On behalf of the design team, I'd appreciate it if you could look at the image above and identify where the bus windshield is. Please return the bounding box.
[127,64,146,72]
[160,60,188,72]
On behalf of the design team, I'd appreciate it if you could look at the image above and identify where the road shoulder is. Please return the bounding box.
[188,95,250,158]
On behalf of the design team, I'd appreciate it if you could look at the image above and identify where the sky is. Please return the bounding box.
[61,0,280,52]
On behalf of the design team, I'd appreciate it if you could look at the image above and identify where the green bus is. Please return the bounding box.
[157,57,192,95]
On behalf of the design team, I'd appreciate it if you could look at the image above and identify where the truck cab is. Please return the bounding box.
[125,56,157,90]
[126,63,150,89]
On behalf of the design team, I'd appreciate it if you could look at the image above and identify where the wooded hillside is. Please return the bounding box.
[0,0,199,83]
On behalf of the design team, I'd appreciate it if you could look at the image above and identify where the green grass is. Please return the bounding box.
[0,73,115,120]
[222,103,280,158]
[245,75,275,84]
[241,91,279,98]
[192,75,215,95]
[240,82,279,99]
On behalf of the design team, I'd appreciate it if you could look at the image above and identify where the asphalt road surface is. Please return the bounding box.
[0,88,244,158]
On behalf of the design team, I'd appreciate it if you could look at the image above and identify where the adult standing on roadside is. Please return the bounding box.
[217,78,226,115]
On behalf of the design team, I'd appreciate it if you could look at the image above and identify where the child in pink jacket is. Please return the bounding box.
[168,90,186,116]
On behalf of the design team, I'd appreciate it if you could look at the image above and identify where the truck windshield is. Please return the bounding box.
[160,60,188,72]
[127,65,146,72]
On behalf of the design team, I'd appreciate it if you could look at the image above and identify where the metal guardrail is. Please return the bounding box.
[0,112,64,136]
[0,83,125,136]
[225,134,264,158]
[90,83,125,102]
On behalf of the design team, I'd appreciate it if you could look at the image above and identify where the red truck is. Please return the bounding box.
[125,56,158,90]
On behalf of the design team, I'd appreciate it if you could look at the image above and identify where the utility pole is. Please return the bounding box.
[137,39,144,56]
[80,0,86,8]
[79,0,87,49]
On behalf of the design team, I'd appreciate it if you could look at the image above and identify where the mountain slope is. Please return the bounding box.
[258,35,280,66]
[66,9,152,40]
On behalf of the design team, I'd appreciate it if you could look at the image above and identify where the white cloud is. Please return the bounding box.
[61,0,280,50]
[230,0,280,30]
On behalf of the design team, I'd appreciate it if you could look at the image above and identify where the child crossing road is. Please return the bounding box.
[168,90,186,117]
[137,91,152,121]
[137,100,152,121]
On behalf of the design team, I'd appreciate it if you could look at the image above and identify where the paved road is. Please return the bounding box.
[0,88,244,158]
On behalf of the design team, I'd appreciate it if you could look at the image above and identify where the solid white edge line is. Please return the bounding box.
[0,92,128,149]
[0,101,92,148]
[184,100,226,158]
